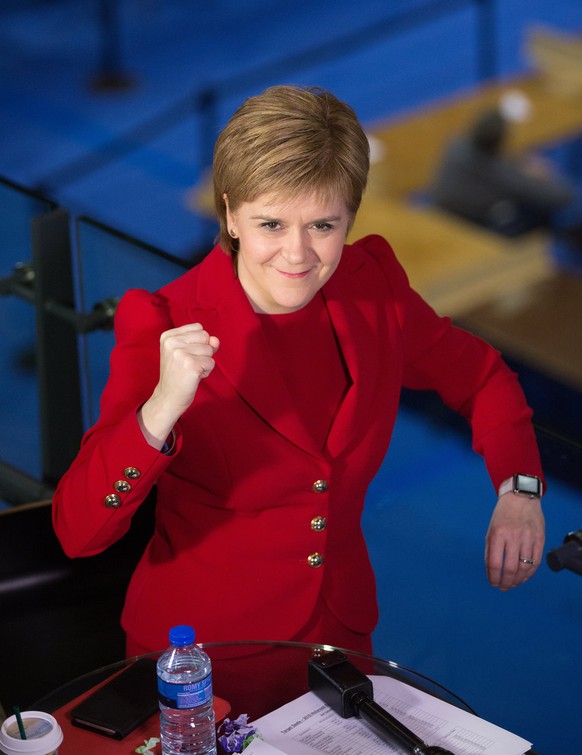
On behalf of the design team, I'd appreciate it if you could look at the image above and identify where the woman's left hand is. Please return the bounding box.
[485,493,545,590]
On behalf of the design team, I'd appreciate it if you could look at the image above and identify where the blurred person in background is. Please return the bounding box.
[431,103,582,246]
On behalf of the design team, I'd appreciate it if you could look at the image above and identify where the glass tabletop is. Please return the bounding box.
[31,642,541,755]
[33,640,475,722]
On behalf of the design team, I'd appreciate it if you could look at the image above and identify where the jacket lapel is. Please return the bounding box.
[177,243,383,460]
[322,250,382,458]
[183,248,322,457]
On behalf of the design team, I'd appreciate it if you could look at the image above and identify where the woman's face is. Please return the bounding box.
[226,192,350,314]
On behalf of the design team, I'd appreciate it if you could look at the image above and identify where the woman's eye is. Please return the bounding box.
[260,221,280,230]
[312,222,333,231]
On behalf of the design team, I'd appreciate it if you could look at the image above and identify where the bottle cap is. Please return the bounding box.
[169,625,195,646]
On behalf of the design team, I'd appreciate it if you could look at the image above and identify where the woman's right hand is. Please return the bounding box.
[138,323,220,449]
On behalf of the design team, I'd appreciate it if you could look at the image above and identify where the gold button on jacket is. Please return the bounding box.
[114,480,132,493]
[124,467,141,479]
[104,494,121,508]
[307,552,324,568]
[310,515,327,531]
[312,479,328,493]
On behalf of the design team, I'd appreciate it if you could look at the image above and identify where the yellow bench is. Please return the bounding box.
[349,197,551,318]
[525,26,582,97]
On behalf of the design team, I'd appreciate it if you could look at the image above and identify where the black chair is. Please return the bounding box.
[0,492,155,713]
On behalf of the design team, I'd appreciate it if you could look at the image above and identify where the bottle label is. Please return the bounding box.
[158,674,213,709]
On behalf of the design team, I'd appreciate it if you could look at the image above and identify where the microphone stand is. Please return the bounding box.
[308,650,455,754]
[350,690,453,754]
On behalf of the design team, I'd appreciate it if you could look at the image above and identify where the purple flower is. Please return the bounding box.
[217,714,260,753]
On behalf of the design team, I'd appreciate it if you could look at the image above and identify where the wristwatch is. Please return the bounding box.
[498,473,543,499]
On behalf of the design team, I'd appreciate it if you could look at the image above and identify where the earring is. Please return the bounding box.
[229,228,237,238]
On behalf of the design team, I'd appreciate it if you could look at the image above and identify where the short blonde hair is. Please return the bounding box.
[213,85,370,253]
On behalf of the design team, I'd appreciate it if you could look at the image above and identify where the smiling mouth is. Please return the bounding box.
[276,268,312,279]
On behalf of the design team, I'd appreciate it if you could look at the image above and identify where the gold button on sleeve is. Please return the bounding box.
[312,479,328,493]
[124,467,141,480]
[104,494,121,508]
[114,480,132,493]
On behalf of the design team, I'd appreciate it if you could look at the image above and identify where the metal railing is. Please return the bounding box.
[36,0,498,197]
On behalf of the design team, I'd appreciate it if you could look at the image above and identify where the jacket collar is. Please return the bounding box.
[179,244,378,458]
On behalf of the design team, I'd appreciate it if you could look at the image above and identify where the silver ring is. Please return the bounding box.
[519,557,536,565]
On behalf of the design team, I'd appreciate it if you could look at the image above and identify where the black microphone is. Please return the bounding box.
[308,650,455,755]
[547,528,582,576]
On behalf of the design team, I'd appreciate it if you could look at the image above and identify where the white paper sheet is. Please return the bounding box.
[243,739,288,754]
[252,675,532,755]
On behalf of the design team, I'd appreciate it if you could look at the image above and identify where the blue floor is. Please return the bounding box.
[1,2,582,753]
[363,410,582,754]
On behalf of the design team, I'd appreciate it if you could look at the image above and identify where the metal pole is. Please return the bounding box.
[91,0,134,90]
[31,208,84,486]
[475,0,496,81]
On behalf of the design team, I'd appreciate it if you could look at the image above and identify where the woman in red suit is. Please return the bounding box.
[52,86,545,657]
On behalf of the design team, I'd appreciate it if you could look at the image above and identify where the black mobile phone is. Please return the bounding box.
[71,657,158,739]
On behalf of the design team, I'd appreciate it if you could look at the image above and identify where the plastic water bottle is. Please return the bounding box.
[157,625,217,755]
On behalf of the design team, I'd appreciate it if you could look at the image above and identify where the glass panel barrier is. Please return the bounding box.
[0,178,57,501]
[74,216,191,427]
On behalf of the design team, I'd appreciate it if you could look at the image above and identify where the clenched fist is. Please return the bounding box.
[138,323,220,450]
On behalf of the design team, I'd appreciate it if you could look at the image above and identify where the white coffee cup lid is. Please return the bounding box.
[0,711,63,754]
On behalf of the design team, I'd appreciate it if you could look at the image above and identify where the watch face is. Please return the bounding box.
[516,474,541,496]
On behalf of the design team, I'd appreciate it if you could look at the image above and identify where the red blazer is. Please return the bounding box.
[52,236,542,651]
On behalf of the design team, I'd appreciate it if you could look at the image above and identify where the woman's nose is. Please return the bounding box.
[283,228,310,262]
